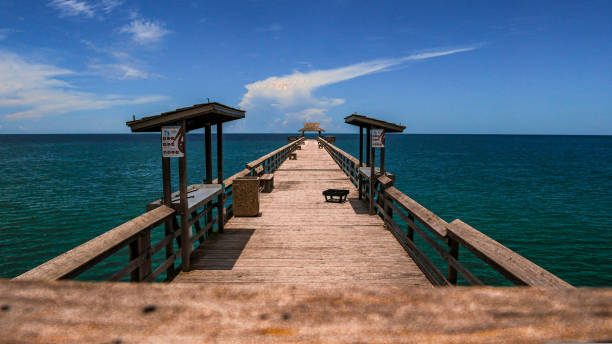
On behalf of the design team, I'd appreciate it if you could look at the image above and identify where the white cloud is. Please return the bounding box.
[48,0,95,17]
[239,46,477,130]
[0,51,167,120]
[48,0,124,17]
[120,20,169,44]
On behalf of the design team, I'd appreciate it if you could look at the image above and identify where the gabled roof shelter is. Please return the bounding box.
[298,122,325,136]
[126,101,245,274]
[344,112,405,215]
[344,113,405,133]
[127,102,244,132]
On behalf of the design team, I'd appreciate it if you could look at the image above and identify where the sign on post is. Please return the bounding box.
[371,129,385,148]
[161,126,185,158]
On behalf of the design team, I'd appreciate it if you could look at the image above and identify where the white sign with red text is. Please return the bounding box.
[161,126,185,158]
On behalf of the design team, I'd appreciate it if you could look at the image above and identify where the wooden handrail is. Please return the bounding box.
[320,139,572,288]
[384,186,448,238]
[246,136,304,170]
[16,205,175,281]
[447,219,573,289]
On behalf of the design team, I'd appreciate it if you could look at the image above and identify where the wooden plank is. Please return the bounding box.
[447,219,573,289]
[15,205,174,280]
[384,186,448,237]
[1,280,610,343]
[177,139,430,286]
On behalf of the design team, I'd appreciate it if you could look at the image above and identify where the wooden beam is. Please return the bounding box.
[1,280,610,343]
[447,219,573,289]
[178,120,190,272]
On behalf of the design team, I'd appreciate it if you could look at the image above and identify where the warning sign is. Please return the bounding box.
[371,129,385,148]
[161,126,185,158]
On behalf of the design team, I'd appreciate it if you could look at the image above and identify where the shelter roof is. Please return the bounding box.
[344,113,405,133]
[126,102,245,132]
[298,122,325,132]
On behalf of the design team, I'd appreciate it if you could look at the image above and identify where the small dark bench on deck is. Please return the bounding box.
[323,189,349,203]
[254,165,274,193]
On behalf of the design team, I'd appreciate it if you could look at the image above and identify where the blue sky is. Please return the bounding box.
[0,1,610,134]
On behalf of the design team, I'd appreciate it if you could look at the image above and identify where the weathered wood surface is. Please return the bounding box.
[447,219,573,289]
[1,280,610,343]
[15,206,175,281]
[175,139,430,286]
[384,186,449,238]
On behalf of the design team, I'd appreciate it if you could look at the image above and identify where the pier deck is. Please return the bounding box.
[174,139,430,286]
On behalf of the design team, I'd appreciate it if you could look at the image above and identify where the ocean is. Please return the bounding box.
[0,134,610,286]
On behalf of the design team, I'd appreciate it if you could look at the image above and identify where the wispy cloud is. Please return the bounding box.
[0,51,166,120]
[48,0,124,18]
[48,0,94,17]
[120,19,170,45]
[0,28,18,41]
[239,46,478,130]
[256,24,282,33]
[88,63,158,79]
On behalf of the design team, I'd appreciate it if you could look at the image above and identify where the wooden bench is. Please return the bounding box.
[323,189,349,203]
[253,165,274,193]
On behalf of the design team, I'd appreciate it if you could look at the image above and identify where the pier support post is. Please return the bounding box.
[205,125,212,237]
[217,122,224,234]
[369,146,375,215]
[447,237,459,285]
[359,126,363,200]
[162,157,175,280]
[366,127,371,167]
[380,146,385,175]
[179,120,191,272]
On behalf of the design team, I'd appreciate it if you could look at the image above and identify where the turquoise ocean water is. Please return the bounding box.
[0,134,610,286]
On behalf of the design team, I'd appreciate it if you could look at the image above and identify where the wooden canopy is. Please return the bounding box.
[298,122,325,133]
[344,113,405,133]
[126,102,245,133]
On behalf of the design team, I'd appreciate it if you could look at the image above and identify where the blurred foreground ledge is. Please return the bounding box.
[0,279,610,343]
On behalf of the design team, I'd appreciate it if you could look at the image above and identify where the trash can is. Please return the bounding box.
[233,176,260,217]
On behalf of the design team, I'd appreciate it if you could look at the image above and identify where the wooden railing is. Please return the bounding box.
[16,137,304,282]
[318,137,572,289]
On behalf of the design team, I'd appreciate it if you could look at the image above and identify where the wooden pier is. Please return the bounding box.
[5,105,611,343]
[174,139,430,286]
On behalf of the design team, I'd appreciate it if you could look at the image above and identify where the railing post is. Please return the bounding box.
[447,237,459,285]
[129,229,151,282]
[161,156,175,281]
[407,214,415,241]
[369,146,376,215]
